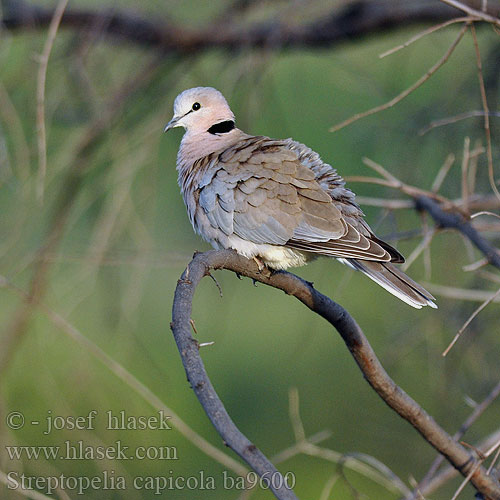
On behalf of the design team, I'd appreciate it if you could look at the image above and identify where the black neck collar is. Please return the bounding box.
[207,120,235,135]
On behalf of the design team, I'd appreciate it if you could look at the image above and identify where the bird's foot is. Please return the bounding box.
[252,256,265,271]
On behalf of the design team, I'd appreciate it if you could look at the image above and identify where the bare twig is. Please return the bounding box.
[439,0,500,26]
[288,388,306,443]
[461,136,471,213]
[35,0,68,203]
[419,110,500,135]
[470,23,500,202]
[471,211,500,220]
[432,153,455,192]
[479,270,500,284]
[463,257,489,271]
[442,285,500,356]
[329,24,468,133]
[402,227,436,272]
[348,160,452,208]
[171,250,500,500]
[468,139,483,195]
[319,474,340,500]
[379,16,475,58]
[426,283,500,302]
[488,446,500,475]
[355,196,414,209]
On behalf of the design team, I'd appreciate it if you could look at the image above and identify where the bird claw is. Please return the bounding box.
[252,256,265,271]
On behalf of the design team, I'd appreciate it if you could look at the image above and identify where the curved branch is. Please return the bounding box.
[171,252,298,500]
[171,249,500,500]
[2,0,498,52]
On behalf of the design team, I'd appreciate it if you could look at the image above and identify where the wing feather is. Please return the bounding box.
[196,136,403,264]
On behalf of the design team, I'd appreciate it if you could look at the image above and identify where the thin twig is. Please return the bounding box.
[431,153,455,193]
[470,23,500,202]
[451,438,500,500]
[271,430,332,463]
[35,0,69,203]
[461,136,471,213]
[355,196,414,209]
[451,459,484,500]
[402,227,435,272]
[347,173,451,208]
[423,216,433,280]
[419,110,500,135]
[487,446,500,475]
[442,286,500,356]
[468,140,483,195]
[479,270,500,284]
[463,257,489,271]
[379,16,475,58]
[329,24,468,133]
[319,474,340,500]
[288,388,306,443]
[362,157,401,184]
[471,211,500,220]
[486,438,500,459]
[425,283,500,302]
[439,0,500,27]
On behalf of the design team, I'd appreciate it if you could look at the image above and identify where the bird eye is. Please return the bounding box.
[192,102,201,111]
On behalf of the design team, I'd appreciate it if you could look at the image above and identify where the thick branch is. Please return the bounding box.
[2,0,499,52]
[416,195,500,270]
[171,250,500,500]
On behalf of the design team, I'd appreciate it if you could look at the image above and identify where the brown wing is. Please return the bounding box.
[281,138,405,263]
[201,135,404,263]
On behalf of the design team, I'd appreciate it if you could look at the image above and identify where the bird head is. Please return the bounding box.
[164,87,235,135]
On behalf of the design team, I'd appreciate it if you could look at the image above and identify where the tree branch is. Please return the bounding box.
[416,195,500,270]
[171,249,500,500]
[2,0,499,52]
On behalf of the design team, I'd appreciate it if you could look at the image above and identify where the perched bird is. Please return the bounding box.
[165,87,436,309]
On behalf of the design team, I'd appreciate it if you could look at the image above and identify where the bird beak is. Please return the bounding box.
[164,116,181,132]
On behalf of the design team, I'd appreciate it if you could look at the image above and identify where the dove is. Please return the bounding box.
[165,87,436,309]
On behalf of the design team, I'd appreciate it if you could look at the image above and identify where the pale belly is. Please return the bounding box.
[225,234,310,270]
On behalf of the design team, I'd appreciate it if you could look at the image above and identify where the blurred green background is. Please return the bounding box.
[1,1,500,499]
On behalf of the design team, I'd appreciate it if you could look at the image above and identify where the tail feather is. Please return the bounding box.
[340,259,437,309]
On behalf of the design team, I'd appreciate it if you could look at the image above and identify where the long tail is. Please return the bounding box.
[339,259,437,309]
